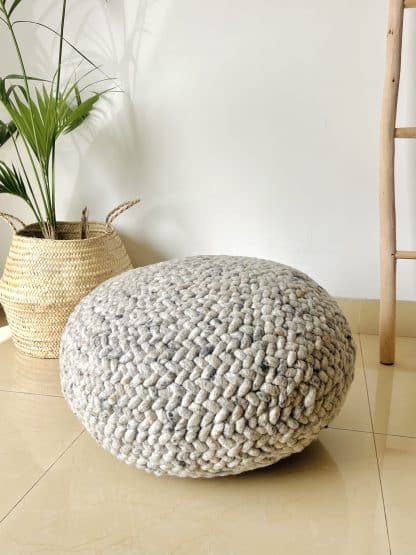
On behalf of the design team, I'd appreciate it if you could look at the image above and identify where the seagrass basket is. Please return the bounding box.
[0,200,139,358]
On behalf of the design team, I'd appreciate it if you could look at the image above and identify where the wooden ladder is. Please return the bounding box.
[379,0,416,364]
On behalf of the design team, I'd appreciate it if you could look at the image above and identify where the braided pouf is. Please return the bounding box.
[60,256,355,478]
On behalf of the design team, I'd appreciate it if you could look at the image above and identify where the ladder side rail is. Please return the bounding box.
[379,0,405,365]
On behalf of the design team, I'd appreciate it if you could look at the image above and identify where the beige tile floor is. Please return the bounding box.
[0,328,414,555]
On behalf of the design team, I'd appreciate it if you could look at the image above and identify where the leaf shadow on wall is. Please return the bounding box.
[53,0,167,267]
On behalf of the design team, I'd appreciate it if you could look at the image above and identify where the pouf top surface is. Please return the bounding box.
[60,256,355,477]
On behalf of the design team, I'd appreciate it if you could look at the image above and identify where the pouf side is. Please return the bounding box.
[60,256,355,478]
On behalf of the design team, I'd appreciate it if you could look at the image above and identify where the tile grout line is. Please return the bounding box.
[373,431,416,440]
[357,299,363,336]
[0,430,85,527]
[328,423,416,441]
[359,334,392,555]
[359,332,416,340]
[0,388,63,398]
[327,425,372,435]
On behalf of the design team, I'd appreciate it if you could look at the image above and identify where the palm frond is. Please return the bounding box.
[0,119,16,147]
[0,0,115,238]
[63,90,100,133]
[2,83,103,168]
[13,19,117,86]
[0,75,49,104]
[0,160,29,200]
[2,0,24,17]
[3,73,49,83]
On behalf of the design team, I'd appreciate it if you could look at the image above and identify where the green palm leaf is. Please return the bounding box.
[0,0,114,238]
[0,0,24,17]
[0,119,16,147]
[0,75,49,105]
[3,84,102,169]
[0,160,29,200]
[63,90,100,133]
[7,90,50,165]
[7,0,24,16]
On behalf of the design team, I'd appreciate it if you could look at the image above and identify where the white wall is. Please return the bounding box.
[1,0,416,299]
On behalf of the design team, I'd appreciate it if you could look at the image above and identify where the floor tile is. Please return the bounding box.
[330,334,372,433]
[358,300,416,338]
[0,327,62,396]
[358,300,379,336]
[0,390,82,522]
[0,428,389,555]
[361,334,416,437]
[336,298,361,334]
[376,434,416,555]
[394,300,416,339]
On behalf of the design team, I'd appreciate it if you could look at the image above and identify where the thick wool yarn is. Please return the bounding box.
[60,256,355,478]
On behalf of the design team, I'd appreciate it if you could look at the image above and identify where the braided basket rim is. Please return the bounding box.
[15,220,115,244]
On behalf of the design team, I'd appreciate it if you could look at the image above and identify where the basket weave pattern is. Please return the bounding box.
[0,203,137,358]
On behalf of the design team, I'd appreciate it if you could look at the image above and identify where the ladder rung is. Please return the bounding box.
[405,0,416,8]
[395,250,416,259]
[395,127,416,138]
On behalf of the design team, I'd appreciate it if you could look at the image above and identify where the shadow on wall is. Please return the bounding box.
[25,0,163,264]
[64,0,152,248]
[119,232,165,268]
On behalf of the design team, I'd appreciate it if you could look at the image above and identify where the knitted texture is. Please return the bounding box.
[60,256,355,478]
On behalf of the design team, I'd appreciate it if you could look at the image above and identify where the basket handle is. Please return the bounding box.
[0,212,26,233]
[105,199,140,225]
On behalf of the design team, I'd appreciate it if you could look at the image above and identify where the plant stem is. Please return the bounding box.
[0,3,55,237]
[55,0,67,102]
[7,115,53,227]
[11,133,45,232]
[50,0,67,224]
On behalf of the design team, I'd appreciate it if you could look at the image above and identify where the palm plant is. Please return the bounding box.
[0,0,113,238]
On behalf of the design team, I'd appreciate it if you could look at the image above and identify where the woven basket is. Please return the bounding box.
[0,200,139,358]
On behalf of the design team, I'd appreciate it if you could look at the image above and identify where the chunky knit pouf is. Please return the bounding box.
[60,256,355,478]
